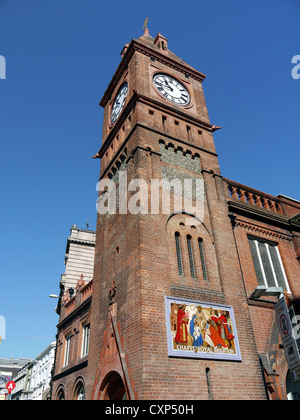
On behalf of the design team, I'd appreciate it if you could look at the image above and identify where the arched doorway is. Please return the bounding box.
[56,386,65,400]
[100,372,127,400]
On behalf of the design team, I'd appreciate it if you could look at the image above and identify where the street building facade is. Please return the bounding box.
[59,225,96,291]
[0,357,32,400]
[51,226,95,400]
[11,341,56,400]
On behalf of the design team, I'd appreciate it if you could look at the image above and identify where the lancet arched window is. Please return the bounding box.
[175,232,183,276]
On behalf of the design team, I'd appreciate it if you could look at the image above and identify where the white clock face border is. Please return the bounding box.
[153,73,191,106]
[110,81,128,124]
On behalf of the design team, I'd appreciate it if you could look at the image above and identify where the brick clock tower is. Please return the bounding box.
[87,28,267,400]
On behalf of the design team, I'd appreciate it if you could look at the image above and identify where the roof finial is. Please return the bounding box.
[84,218,91,229]
[143,17,149,35]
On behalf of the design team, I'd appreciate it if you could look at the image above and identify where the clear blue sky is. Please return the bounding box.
[0,0,299,359]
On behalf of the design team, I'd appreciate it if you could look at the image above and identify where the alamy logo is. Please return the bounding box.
[96,172,205,225]
[291,55,300,80]
[0,55,6,79]
[0,315,6,340]
[291,315,300,340]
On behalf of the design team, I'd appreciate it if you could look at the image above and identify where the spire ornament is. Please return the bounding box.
[143,17,149,34]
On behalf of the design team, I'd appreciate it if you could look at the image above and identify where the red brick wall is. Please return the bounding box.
[87,113,267,399]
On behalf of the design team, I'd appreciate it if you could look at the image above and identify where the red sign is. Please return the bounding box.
[6,381,16,394]
[279,313,290,336]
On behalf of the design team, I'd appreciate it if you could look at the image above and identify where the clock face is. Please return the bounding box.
[111,81,128,124]
[153,73,190,106]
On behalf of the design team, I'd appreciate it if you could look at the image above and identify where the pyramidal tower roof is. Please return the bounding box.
[133,27,199,74]
[100,27,206,108]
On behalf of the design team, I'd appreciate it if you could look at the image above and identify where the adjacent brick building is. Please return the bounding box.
[51,28,300,400]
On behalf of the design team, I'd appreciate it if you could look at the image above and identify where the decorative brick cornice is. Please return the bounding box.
[98,121,218,182]
[290,213,300,228]
[131,41,206,81]
[137,93,217,131]
[234,219,293,242]
[57,295,92,330]
[95,89,218,161]
[228,200,289,226]
[81,279,93,301]
[100,39,206,108]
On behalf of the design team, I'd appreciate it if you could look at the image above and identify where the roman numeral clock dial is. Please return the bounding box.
[153,73,190,106]
[110,81,128,124]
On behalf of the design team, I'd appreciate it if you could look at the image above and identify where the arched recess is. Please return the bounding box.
[166,212,212,241]
[166,213,219,282]
[99,371,127,400]
[55,385,66,400]
[72,377,86,400]
[91,309,136,400]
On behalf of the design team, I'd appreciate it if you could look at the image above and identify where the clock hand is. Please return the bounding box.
[163,82,174,92]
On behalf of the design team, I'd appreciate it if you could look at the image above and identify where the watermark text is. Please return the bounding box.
[0,55,6,79]
[0,316,6,340]
[292,55,300,80]
[96,172,205,225]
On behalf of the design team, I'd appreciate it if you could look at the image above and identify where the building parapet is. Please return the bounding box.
[225,178,284,215]
[62,276,93,319]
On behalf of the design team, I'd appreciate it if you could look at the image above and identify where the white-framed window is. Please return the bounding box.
[63,334,71,366]
[81,323,90,358]
[248,236,290,292]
